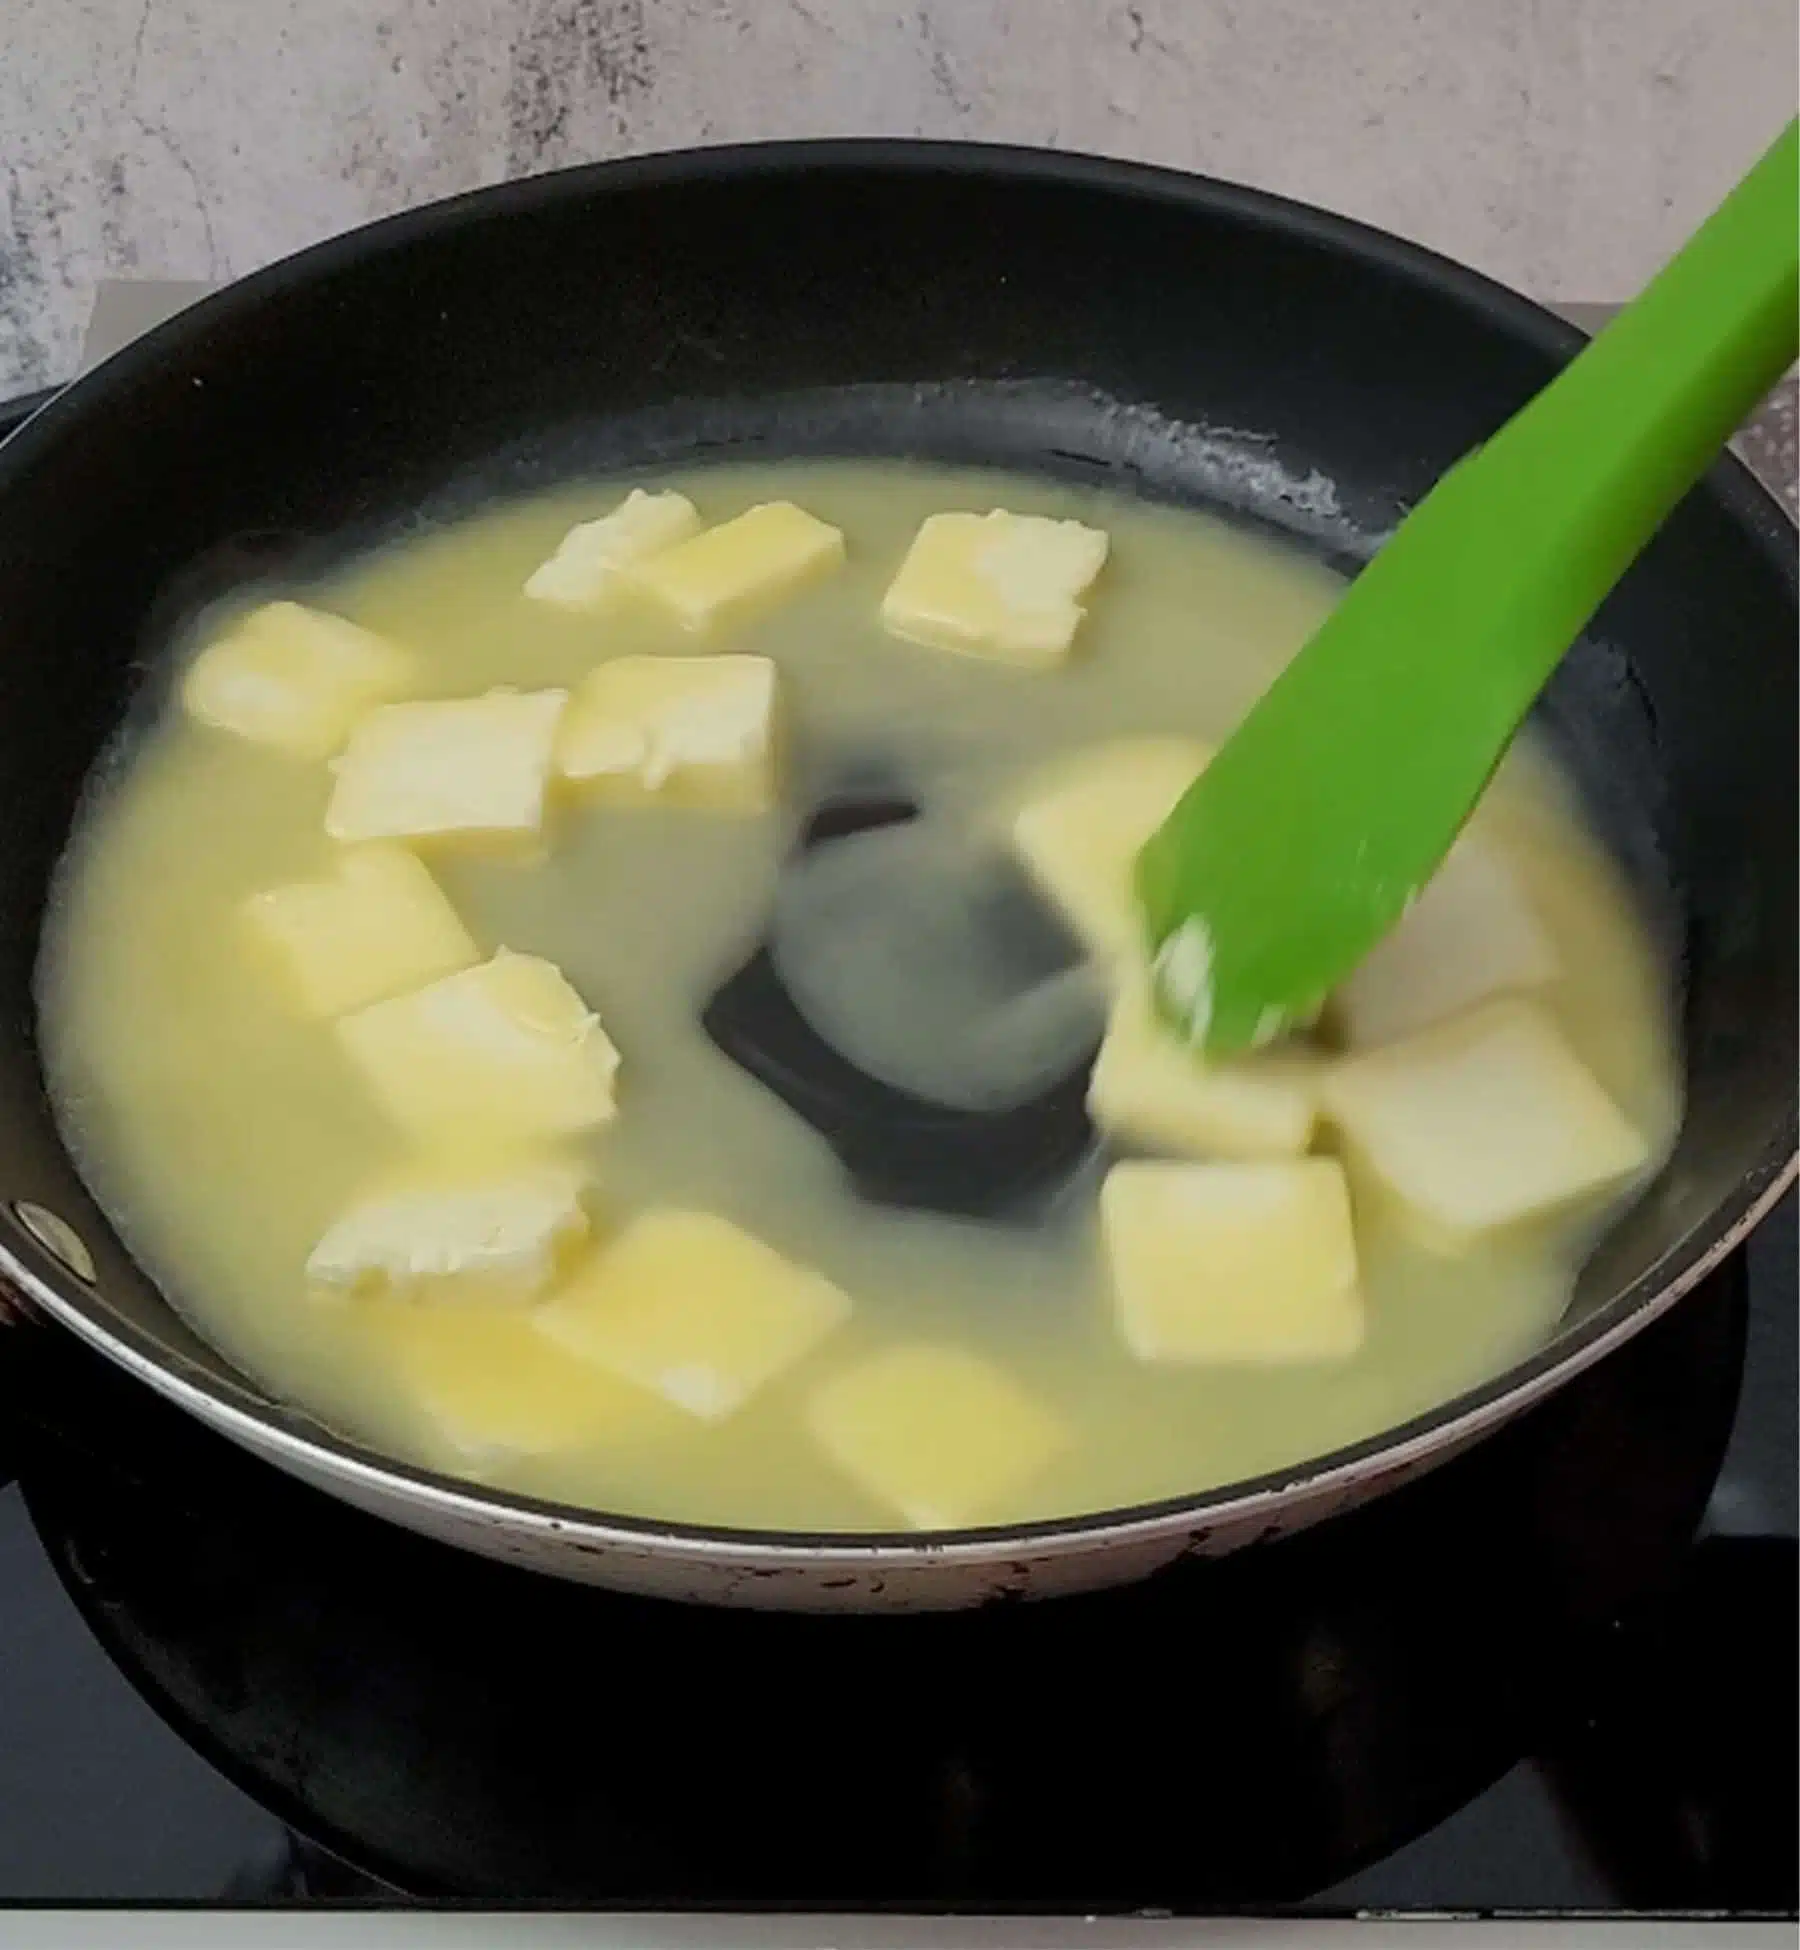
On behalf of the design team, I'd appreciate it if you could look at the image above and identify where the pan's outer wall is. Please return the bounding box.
[0,144,1791,1609]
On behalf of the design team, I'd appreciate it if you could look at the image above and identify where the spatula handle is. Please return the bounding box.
[1409,117,1798,710]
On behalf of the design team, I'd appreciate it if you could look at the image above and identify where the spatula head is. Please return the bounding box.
[1133,541,1511,1055]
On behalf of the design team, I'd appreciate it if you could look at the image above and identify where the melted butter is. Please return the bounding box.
[37,459,1681,1531]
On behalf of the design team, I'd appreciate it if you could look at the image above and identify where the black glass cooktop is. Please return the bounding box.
[0,1196,1791,1915]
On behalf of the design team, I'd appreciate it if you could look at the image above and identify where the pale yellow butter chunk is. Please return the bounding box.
[1010,737,1212,963]
[337,950,620,1147]
[522,489,702,611]
[882,510,1109,667]
[325,688,567,847]
[535,1209,849,1421]
[366,1304,672,1469]
[181,600,415,759]
[306,1159,591,1304]
[241,845,479,1018]
[1089,972,1322,1160]
[1332,831,1559,1048]
[1101,1158,1364,1364]
[627,501,845,635]
[557,654,778,812]
[805,1343,1064,1530]
[1322,998,1650,1247]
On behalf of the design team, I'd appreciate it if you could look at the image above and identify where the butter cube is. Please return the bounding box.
[557,654,778,812]
[325,688,567,847]
[242,845,479,1018]
[628,501,845,635]
[1332,831,1559,1048]
[337,950,620,1147]
[1010,737,1212,962]
[1089,973,1322,1159]
[306,1159,591,1304]
[182,601,415,759]
[806,1343,1064,1530]
[367,1304,672,1469]
[535,1209,849,1421]
[1101,1158,1364,1364]
[1322,998,1650,1246]
[882,510,1109,667]
[523,489,702,610]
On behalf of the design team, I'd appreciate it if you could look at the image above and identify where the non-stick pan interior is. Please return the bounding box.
[0,146,1791,1479]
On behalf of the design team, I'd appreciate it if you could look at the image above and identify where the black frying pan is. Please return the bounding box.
[0,143,1791,1609]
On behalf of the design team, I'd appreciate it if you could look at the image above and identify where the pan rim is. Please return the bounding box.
[2,136,1794,1565]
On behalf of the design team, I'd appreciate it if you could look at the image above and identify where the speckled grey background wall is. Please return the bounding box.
[2,0,1795,395]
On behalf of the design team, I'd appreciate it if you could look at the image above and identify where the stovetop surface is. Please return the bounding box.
[0,359,1793,1917]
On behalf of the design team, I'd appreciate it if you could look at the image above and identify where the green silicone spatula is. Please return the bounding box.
[1136,117,1800,1055]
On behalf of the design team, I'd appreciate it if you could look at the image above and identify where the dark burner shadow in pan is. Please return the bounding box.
[702,790,1098,1220]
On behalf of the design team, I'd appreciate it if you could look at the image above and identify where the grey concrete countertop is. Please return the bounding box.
[1736,384,1799,520]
